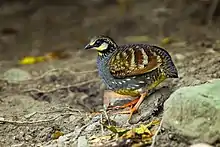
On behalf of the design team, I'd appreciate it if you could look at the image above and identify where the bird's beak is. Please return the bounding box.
[84,44,92,50]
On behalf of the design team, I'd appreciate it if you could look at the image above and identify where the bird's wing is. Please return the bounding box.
[108,44,163,78]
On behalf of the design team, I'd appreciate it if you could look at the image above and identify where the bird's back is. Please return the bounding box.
[97,43,178,96]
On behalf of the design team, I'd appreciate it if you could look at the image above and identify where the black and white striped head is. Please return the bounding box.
[84,35,118,56]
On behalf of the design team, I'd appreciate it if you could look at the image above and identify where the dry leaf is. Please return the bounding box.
[161,37,173,45]
[51,131,64,139]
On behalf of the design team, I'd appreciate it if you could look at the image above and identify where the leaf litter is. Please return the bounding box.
[88,119,161,147]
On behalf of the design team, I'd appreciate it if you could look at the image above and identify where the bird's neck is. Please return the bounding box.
[98,44,117,58]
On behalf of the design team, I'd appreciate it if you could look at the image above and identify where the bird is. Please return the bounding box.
[84,35,178,120]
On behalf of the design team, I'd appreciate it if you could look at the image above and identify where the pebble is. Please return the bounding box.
[3,68,32,83]
[77,136,89,147]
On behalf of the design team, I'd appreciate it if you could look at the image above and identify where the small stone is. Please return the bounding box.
[77,136,89,147]
[69,115,76,122]
[57,135,69,147]
[84,121,100,132]
[11,143,25,147]
[189,143,213,147]
[24,135,32,141]
[163,79,220,144]
[3,68,32,83]
[174,53,185,61]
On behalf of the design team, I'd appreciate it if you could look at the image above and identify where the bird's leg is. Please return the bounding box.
[103,90,135,109]
[111,97,140,109]
[115,92,147,120]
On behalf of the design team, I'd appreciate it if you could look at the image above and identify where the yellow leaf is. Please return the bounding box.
[151,120,160,125]
[134,124,146,134]
[51,131,64,139]
[133,124,152,135]
[105,125,129,137]
[45,50,70,60]
[142,134,152,144]
[120,130,135,139]
[19,56,38,65]
[161,37,173,45]
[35,56,46,62]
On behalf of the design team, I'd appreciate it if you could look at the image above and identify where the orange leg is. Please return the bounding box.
[103,90,135,108]
[115,92,148,120]
[110,97,140,109]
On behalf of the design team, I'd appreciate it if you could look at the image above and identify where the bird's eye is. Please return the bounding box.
[95,40,102,46]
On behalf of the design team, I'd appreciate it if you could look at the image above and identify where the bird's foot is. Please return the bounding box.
[112,92,147,121]
[114,107,138,121]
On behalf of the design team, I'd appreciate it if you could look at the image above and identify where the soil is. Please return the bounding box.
[0,0,220,147]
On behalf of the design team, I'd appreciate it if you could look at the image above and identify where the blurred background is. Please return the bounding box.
[0,0,220,61]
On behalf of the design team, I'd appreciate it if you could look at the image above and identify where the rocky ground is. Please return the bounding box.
[0,1,220,147]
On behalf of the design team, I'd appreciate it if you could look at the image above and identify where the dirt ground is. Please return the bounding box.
[0,0,220,147]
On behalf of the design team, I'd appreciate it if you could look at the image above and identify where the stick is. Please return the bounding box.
[0,115,61,126]
[150,118,163,147]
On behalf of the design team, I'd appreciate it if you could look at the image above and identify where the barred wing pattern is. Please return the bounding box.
[108,44,163,79]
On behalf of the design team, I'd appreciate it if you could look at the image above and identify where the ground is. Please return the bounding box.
[0,0,220,147]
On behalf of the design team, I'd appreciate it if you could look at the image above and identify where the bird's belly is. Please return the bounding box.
[102,69,166,96]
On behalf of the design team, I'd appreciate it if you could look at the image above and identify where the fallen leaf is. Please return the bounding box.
[51,131,64,139]
[19,50,70,65]
[105,125,129,137]
[161,37,173,45]
[89,135,112,143]
[133,124,151,135]
[19,56,39,65]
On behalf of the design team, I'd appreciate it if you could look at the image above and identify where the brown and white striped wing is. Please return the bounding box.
[108,45,162,78]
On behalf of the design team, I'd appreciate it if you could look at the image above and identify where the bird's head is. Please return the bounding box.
[84,35,118,56]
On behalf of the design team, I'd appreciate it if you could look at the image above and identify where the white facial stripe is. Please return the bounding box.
[96,42,109,51]
[89,38,96,46]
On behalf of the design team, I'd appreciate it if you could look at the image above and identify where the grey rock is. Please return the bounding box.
[84,121,100,132]
[189,143,213,147]
[77,136,89,147]
[163,79,220,144]
[3,68,32,83]
[109,86,172,125]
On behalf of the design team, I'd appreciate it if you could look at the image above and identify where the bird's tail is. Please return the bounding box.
[152,45,178,78]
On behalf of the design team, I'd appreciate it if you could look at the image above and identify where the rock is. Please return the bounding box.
[57,135,69,147]
[11,143,25,147]
[174,53,185,61]
[84,121,100,132]
[77,136,89,147]
[109,86,172,125]
[129,86,172,124]
[3,68,32,83]
[189,143,213,147]
[163,79,220,144]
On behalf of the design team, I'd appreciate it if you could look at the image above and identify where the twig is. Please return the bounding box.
[23,78,100,93]
[24,107,83,119]
[101,107,111,126]
[100,113,104,135]
[64,107,83,116]
[0,115,61,126]
[71,123,91,143]
[150,118,163,147]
